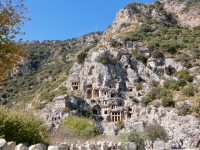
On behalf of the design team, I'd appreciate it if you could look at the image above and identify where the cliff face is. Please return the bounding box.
[2,1,200,149]
[160,0,200,28]
[64,1,200,147]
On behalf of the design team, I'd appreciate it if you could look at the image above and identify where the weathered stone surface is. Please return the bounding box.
[29,144,46,150]
[7,142,16,150]
[15,143,28,150]
[48,146,68,150]
[0,139,7,150]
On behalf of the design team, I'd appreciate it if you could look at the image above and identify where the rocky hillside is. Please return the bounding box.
[1,0,200,149]
[63,0,200,147]
[160,0,200,28]
[0,32,102,107]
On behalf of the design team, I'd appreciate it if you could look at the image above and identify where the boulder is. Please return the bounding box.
[29,144,46,150]
[15,143,28,150]
[7,142,16,150]
[48,146,68,150]
[0,139,7,150]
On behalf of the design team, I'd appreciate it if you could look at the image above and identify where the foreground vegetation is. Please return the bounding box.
[120,124,167,149]
[61,116,99,139]
[0,107,50,145]
[0,32,101,107]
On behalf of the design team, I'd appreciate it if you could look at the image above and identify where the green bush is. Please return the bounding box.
[132,97,139,104]
[119,131,146,150]
[122,32,144,43]
[77,52,87,64]
[110,39,119,47]
[152,51,164,58]
[178,70,190,77]
[182,104,192,115]
[136,84,143,91]
[144,124,167,149]
[120,23,131,29]
[163,80,181,91]
[162,97,175,107]
[147,87,172,100]
[116,121,124,130]
[95,53,110,65]
[125,2,143,9]
[0,107,50,145]
[133,52,147,64]
[61,116,99,138]
[81,107,93,118]
[141,97,152,107]
[150,100,161,108]
[178,70,193,82]
[181,84,195,97]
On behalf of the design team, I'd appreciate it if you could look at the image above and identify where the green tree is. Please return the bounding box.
[119,131,146,150]
[0,0,29,80]
[144,124,168,149]
[77,51,87,64]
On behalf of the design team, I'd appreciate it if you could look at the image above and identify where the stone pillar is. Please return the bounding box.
[99,90,102,98]
[92,90,94,98]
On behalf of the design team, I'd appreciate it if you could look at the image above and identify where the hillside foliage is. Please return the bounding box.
[0,107,50,145]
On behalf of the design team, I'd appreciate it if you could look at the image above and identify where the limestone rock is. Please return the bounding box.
[15,143,28,150]
[7,142,16,150]
[47,146,68,150]
[0,139,7,150]
[29,144,46,150]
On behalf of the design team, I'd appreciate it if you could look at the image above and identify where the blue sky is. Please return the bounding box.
[21,0,155,41]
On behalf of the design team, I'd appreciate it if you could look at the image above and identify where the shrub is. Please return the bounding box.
[178,70,193,82]
[163,80,180,91]
[181,84,195,97]
[141,97,152,107]
[152,51,164,58]
[139,26,153,32]
[147,106,152,114]
[144,124,167,149]
[178,70,189,77]
[62,106,72,113]
[61,116,99,138]
[95,53,110,65]
[0,107,50,145]
[150,100,161,108]
[146,88,160,100]
[182,104,192,115]
[162,97,175,107]
[81,107,93,118]
[122,32,144,43]
[160,43,177,54]
[116,121,124,130]
[91,99,95,103]
[120,23,131,29]
[136,84,143,91]
[195,66,200,73]
[132,97,139,104]
[119,131,146,150]
[110,39,118,47]
[133,52,147,64]
[77,52,87,64]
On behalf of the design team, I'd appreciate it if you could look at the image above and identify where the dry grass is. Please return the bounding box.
[50,128,88,145]
[88,135,119,143]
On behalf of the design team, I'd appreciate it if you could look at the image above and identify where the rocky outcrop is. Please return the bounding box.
[160,0,200,28]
